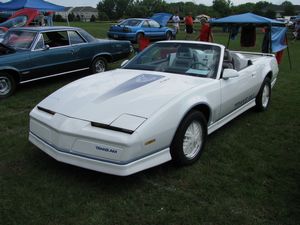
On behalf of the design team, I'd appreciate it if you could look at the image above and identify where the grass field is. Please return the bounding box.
[1,22,300,225]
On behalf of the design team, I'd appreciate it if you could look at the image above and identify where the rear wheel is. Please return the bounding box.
[136,33,144,43]
[255,77,271,111]
[166,31,172,40]
[0,72,16,99]
[91,57,107,74]
[170,111,207,165]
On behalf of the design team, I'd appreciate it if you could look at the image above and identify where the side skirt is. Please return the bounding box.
[208,99,256,135]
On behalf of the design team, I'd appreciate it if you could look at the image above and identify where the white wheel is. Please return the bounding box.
[261,85,270,108]
[183,121,203,159]
[255,77,271,111]
[170,111,207,165]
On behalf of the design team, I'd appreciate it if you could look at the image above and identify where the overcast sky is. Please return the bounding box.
[45,0,299,7]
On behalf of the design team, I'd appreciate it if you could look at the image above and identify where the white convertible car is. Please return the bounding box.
[29,41,279,176]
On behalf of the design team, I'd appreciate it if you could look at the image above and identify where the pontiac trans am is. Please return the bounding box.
[29,41,279,176]
[0,26,132,98]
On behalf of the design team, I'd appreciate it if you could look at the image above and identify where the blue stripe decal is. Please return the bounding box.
[95,74,165,102]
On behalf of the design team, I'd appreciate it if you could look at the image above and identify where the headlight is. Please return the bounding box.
[91,114,146,134]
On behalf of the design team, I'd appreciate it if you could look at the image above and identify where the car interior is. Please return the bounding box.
[223,49,253,71]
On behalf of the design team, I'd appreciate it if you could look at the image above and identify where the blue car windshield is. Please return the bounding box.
[120,19,142,26]
[2,30,36,50]
[0,16,27,29]
[123,42,221,79]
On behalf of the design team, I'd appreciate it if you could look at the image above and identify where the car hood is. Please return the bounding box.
[38,69,212,126]
[151,13,172,27]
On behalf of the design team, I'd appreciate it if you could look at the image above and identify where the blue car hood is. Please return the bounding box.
[151,13,172,27]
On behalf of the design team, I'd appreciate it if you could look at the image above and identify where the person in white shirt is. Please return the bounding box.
[172,12,180,34]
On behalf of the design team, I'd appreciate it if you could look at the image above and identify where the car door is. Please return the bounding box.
[28,30,77,79]
[148,20,165,39]
[141,20,152,37]
[68,30,91,69]
[219,66,258,118]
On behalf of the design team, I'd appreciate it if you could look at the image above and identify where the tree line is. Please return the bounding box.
[96,0,297,21]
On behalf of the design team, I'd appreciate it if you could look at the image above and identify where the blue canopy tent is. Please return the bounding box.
[210,13,291,68]
[0,0,65,11]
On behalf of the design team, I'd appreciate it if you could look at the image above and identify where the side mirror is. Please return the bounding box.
[121,59,129,67]
[43,44,50,51]
[222,68,239,80]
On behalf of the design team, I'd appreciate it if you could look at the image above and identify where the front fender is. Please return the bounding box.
[0,66,20,74]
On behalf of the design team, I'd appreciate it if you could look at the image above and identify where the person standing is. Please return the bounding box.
[184,12,193,40]
[293,20,300,41]
[45,11,54,26]
[172,12,180,35]
[195,18,213,42]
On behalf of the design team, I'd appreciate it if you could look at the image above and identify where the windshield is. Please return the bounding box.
[0,16,27,28]
[119,19,142,26]
[124,42,221,78]
[2,30,36,50]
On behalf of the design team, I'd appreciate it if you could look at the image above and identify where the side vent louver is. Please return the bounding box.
[91,122,134,134]
[37,106,55,115]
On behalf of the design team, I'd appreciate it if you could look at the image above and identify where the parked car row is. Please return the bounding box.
[0,19,280,176]
[0,26,133,98]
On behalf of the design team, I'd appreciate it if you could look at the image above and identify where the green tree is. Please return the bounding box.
[90,15,96,22]
[68,12,75,22]
[265,9,276,19]
[98,11,109,21]
[53,14,65,22]
[253,1,271,16]
[281,1,295,16]
[232,3,255,14]
[212,0,232,17]
[97,0,136,20]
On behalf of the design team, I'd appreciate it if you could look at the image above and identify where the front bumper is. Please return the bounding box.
[29,109,171,176]
[29,132,170,176]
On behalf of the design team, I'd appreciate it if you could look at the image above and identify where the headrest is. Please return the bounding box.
[177,47,192,58]
[224,50,232,61]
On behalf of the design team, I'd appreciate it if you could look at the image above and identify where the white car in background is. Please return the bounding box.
[29,41,279,176]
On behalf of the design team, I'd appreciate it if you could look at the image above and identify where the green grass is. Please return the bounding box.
[1,22,299,225]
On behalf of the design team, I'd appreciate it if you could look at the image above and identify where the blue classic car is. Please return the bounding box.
[0,26,132,98]
[107,13,175,42]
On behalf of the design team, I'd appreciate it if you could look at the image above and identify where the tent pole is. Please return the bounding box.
[226,25,231,49]
[66,12,69,26]
[269,24,272,53]
[285,32,292,70]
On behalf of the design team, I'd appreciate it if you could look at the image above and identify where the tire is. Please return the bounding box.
[166,31,172,40]
[136,33,144,43]
[91,57,107,74]
[0,72,16,99]
[170,111,207,166]
[255,77,271,112]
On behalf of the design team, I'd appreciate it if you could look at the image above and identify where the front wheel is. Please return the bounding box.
[91,57,107,74]
[0,72,16,99]
[170,111,207,165]
[255,77,271,111]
